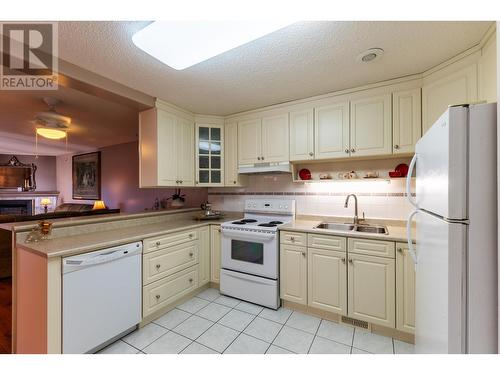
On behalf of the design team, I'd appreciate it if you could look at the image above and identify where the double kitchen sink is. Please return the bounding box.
[315,222,388,234]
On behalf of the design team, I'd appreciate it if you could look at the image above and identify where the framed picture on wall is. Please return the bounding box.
[72,151,101,200]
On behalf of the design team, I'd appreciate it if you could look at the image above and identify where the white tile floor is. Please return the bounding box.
[98,289,415,354]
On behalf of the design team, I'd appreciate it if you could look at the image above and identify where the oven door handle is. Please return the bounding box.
[221,228,276,242]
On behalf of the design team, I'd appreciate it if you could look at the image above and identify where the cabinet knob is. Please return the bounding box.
[257,157,261,160]
[218,228,221,233]
[233,180,237,184]
[309,152,314,156]
[189,234,193,238]
[155,241,161,246]
[341,257,346,263]
[156,264,161,269]
[397,248,403,253]
[348,259,353,264]
[189,278,193,283]
[180,180,183,184]
[394,144,400,150]
[261,156,264,160]
[351,148,355,153]
[301,251,306,257]
[155,294,161,299]
[290,236,295,242]
[189,252,194,257]
[345,149,349,154]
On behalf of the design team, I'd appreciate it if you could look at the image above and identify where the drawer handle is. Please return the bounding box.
[189,252,194,257]
[155,264,161,269]
[155,294,160,299]
[155,241,161,246]
[189,278,193,283]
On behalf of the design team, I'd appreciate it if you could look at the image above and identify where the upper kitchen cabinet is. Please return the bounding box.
[237,114,289,165]
[289,109,314,161]
[314,101,350,159]
[422,60,478,133]
[392,88,422,154]
[237,118,262,164]
[195,123,224,186]
[224,122,247,186]
[139,104,195,187]
[349,94,392,157]
[261,114,290,162]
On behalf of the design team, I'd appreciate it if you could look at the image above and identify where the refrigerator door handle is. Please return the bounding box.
[406,153,417,208]
[406,209,418,268]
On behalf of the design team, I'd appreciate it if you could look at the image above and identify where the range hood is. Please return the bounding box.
[238,162,292,174]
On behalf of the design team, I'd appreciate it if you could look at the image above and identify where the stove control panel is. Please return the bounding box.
[244,199,295,214]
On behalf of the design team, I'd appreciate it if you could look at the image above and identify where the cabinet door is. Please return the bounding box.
[238,118,262,165]
[224,122,246,186]
[261,113,289,162]
[392,89,422,154]
[314,102,350,159]
[308,248,347,314]
[196,124,224,186]
[280,244,307,305]
[157,109,178,185]
[198,226,210,286]
[177,117,195,186]
[422,63,477,133]
[347,253,395,328]
[289,109,314,161]
[350,94,392,157]
[210,225,222,283]
[396,242,415,334]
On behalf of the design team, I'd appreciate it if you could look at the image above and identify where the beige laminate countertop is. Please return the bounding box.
[279,219,415,243]
[17,217,233,259]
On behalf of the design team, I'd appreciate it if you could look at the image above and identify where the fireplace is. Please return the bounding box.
[0,200,33,216]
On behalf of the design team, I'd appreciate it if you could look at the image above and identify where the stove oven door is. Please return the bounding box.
[221,228,278,279]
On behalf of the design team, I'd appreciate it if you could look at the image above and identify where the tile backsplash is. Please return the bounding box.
[208,174,415,221]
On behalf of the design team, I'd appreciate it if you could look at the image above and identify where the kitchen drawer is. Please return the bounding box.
[280,231,306,246]
[143,241,199,285]
[348,237,395,258]
[143,265,199,318]
[307,233,346,252]
[144,229,198,253]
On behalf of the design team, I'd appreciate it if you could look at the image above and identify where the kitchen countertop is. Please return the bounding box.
[279,219,415,243]
[17,216,235,259]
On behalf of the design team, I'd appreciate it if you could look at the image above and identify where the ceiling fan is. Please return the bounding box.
[33,97,71,140]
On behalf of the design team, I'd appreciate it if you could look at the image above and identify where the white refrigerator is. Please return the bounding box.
[406,103,498,354]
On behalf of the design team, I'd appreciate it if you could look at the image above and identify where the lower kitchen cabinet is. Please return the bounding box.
[143,265,199,317]
[308,248,347,315]
[198,226,210,286]
[396,242,416,334]
[347,253,395,328]
[280,244,307,305]
[210,225,222,283]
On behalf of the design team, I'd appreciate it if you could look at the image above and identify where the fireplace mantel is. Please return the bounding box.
[0,191,59,197]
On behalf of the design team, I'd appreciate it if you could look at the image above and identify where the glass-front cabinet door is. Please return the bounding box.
[195,123,224,186]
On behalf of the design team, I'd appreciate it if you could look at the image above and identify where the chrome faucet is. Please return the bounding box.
[344,194,359,224]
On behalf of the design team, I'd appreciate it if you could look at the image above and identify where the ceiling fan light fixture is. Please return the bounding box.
[36,127,67,140]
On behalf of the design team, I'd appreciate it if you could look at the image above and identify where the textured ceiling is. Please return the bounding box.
[57,21,492,116]
[0,86,138,155]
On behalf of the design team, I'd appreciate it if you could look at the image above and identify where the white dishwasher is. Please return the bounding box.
[62,241,142,354]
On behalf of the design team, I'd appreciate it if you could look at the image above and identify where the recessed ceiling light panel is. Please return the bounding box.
[356,48,384,63]
[132,21,295,70]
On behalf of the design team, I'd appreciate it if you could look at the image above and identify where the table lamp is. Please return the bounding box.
[92,200,106,210]
[40,198,51,214]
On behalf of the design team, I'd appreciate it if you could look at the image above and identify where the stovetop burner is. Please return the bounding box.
[269,221,283,225]
[258,223,278,227]
[231,219,259,225]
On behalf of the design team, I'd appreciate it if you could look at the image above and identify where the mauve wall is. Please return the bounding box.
[56,141,208,213]
[0,154,57,191]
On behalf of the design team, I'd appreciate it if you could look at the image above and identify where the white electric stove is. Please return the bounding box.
[220,198,295,309]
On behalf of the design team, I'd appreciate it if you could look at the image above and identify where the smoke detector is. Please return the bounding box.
[356,48,384,63]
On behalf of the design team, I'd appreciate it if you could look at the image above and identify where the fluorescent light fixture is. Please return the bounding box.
[132,21,295,70]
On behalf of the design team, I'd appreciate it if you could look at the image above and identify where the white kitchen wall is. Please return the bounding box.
[208,173,415,221]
